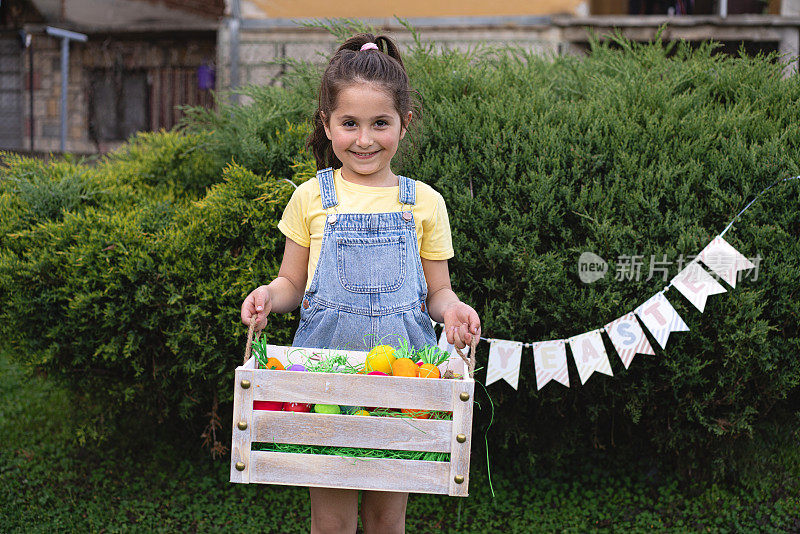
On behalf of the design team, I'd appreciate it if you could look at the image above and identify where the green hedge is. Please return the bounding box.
[1,33,798,470]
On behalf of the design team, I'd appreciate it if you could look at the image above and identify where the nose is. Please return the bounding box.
[356,127,372,148]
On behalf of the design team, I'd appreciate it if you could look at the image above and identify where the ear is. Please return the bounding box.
[399,110,412,141]
[321,112,332,141]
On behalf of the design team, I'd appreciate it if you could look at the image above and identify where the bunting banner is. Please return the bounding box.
[634,293,689,350]
[461,176,798,390]
[671,262,727,312]
[485,339,523,389]
[698,236,756,288]
[532,340,569,390]
[604,312,655,369]
[569,331,613,385]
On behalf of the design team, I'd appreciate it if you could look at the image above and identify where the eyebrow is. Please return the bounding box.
[338,114,394,121]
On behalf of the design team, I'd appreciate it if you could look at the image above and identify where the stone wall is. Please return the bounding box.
[216,16,800,101]
[216,23,564,98]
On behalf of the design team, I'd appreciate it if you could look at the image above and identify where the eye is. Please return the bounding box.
[343,120,356,128]
[375,119,388,128]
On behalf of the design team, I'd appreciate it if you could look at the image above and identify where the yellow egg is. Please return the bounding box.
[353,410,370,416]
[365,345,396,375]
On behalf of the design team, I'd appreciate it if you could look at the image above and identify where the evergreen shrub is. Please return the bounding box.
[1,32,798,470]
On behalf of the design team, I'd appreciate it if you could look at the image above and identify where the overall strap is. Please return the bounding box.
[398,175,416,206]
[317,168,338,209]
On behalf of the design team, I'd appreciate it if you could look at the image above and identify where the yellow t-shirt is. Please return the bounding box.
[278,168,454,290]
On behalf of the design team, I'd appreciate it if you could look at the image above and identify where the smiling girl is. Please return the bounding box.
[240,33,481,533]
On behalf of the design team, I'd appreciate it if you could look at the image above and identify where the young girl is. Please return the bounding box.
[240,33,480,534]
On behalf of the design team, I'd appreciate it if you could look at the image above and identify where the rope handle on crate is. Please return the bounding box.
[244,312,269,366]
[453,327,480,379]
[243,300,272,365]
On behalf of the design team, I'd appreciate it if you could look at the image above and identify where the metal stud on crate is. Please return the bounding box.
[229,318,480,496]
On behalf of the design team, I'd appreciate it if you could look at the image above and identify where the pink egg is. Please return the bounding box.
[367,371,389,376]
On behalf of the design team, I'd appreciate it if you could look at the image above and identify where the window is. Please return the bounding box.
[89,69,148,142]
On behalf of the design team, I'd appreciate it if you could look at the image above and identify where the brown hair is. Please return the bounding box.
[307,33,414,170]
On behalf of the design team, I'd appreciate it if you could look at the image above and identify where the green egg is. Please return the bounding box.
[314,404,341,415]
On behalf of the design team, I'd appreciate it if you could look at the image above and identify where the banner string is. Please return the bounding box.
[440,173,800,351]
[719,175,800,239]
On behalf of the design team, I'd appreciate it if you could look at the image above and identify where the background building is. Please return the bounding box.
[1,0,222,153]
[1,0,798,154]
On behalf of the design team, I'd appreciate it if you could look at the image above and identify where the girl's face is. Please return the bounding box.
[324,82,411,187]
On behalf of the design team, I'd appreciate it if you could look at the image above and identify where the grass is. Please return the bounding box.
[1,350,799,533]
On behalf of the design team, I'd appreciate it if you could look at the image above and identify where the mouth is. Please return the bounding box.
[349,150,380,160]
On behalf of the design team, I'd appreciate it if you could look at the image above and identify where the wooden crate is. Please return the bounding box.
[230,340,476,496]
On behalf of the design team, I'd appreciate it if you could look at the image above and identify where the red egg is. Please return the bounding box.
[283,402,312,412]
[253,400,283,411]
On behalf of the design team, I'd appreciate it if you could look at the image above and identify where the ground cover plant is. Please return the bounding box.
[0,22,798,482]
[2,350,798,532]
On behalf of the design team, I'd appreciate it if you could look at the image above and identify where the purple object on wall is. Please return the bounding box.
[197,64,215,90]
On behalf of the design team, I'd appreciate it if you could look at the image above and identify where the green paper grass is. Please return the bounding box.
[252,442,450,462]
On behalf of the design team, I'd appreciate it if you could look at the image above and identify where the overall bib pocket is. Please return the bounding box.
[336,235,407,293]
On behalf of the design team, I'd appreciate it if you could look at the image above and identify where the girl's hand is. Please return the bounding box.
[443,301,481,350]
[241,285,273,332]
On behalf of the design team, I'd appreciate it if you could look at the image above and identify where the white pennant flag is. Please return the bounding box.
[569,331,613,385]
[671,262,727,312]
[532,340,569,390]
[485,339,523,389]
[698,236,755,288]
[438,328,470,377]
[635,293,689,349]
[605,312,655,369]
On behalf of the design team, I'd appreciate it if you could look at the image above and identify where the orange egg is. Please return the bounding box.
[401,409,430,419]
[391,358,419,378]
[418,363,440,379]
[262,357,284,370]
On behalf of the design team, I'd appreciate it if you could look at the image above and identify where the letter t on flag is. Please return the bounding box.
[485,339,523,389]
[635,293,689,349]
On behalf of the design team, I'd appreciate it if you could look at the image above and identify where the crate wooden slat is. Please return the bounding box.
[250,370,453,411]
[253,411,452,452]
[249,451,451,494]
[230,367,253,483]
[448,379,475,497]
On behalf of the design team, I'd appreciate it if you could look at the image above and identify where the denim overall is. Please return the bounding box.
[292,168,437,352]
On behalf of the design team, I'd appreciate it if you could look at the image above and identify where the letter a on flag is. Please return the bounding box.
[605,312,655,369]
[532,340,569,390]
[698,236,755,288]
[486,339,523,389]
[569,331,613,385]
[671,262,727,312]
[635,293,689,349]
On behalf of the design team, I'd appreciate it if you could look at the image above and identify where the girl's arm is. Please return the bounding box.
[422,258,481,349]
[241,237,309,331]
